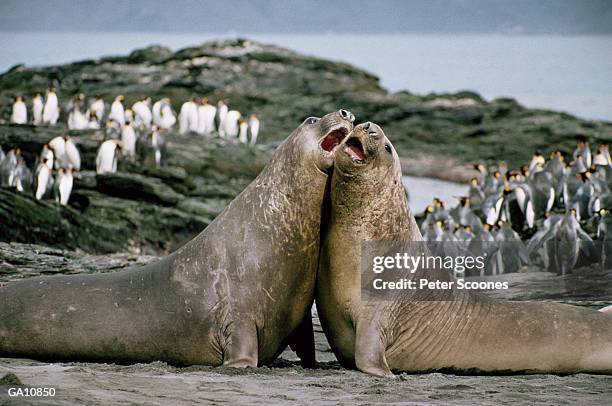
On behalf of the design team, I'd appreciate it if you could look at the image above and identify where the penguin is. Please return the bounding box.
[544,150,565,208]
[87,111,101,129]
[121,122,137,159]
[571,172,595,220]
[151,126,166,167]
[159,100,176,130]
[573,138,592,168]
[67,93,86,113]
[109,95,126,126]
[64,136,81,170]
[492,220,529,275]
[34,159,54,200]
[152,98,164,126]
[217,100,228,136]
[600,144,612,166]
[467,177,485,211]
[67,104,88,130]
[54,167,74,206]
[454,225,475,248]
[222,110,241,139]
[39,144,55,170]
[11,158,32,192]
[96,139,122,174]
[597,209,612,269]
[472,163,487,185]
[197,98,217,135]
[132,97,153,129]
[468,222,498,277]
[48,136,67,170]
[547,209,597,275]
[450,196,483,234]
[526,212,562,269]
[483,170,504,196]
[0,148,20,187]
[32,93,44,125]
[124,108,134,124]
[528,165,555,219]
[248,113,260,145]
[178,98,199,135]
[419,205,435,235]
[481,190,504,226]
[238,118,248,143]
[153,98,176,129]
[510,182,535,230]
[42,88,60,125]
[89,96,105,122]
[105,119,121,140]
[10,96,28,124]
[528,151,545,172]
[423,220,444,242]
[431,198,454,230]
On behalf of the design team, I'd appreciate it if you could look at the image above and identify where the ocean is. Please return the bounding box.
[0,32,610,121]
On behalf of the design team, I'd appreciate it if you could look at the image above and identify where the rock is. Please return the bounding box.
[96,173,183,206]
[1,38,612,254]
[0,189,125,253]
[0,242,156,280]
[0,372,22,386]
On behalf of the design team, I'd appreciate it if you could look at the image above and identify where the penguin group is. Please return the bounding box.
[9,88,60,126]
[0,135,80,206]
[6,92,263,196]
[419,138,612,275]
[9,92,261,146]
[178,98,259,144]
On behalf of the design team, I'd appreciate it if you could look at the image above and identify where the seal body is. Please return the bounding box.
[0,110,354,367]
[316,122,612,377]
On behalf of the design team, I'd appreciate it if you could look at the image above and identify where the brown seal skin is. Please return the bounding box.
[316,122,612,377]
[0,110,355,367]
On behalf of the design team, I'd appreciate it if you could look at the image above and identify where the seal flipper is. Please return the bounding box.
[222,321,258,367]
[354,321,395,378]
[288,311,316,368]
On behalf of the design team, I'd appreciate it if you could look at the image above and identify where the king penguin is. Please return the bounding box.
[10,96,28,124]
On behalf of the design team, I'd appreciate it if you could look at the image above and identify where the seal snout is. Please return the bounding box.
[339,109,355,123]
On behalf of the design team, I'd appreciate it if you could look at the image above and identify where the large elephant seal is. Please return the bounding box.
[316,122,612,377]
[0,109,355,367]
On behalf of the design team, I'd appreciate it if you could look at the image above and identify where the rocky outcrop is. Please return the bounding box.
[2,39,610,168]
[0,122,270,254]
[1,39,612,254]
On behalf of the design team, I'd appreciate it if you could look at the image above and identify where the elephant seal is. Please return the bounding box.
[0,109,355,367]
[316,122,612,377]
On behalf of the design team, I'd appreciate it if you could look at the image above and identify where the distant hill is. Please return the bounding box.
[1,0,611,35]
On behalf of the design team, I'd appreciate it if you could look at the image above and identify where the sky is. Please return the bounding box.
[1,0,611,35]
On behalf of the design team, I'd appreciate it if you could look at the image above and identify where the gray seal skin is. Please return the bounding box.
[316,122,612,377]
[0,109,355,367]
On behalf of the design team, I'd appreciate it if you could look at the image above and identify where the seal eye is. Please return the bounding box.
[385,144,392,154]
[305,117,320,125]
